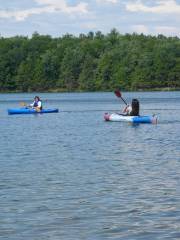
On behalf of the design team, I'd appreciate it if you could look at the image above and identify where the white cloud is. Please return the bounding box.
[96,0,118,4]
[35,0,88,14]
[126,0,180,14]
[107,0,117,3]
[154,26,180,36]
[131,24,179,37]
[132,24,149,34]
[80,22,98,30]
[0,7,52,21]
[0,0,89,21]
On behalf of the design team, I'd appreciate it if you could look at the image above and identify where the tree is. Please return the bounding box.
[79,54,97,91]
[33,50,60,90]
[58,47,84,91]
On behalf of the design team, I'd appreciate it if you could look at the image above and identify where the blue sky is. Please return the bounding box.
[0,0,179,37]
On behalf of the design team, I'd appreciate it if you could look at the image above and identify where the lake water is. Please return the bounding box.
[0,92,180,240]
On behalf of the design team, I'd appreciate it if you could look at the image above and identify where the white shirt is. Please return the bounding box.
[123,105,132,115]
[30,101,42,108]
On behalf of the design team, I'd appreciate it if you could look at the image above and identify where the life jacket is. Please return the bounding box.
[33,101,42,110]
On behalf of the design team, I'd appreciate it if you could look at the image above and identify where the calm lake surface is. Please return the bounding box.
[0,92,180,240]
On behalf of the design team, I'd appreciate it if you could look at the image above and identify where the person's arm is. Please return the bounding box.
[122,105,132,114]
[29,101,34,107]
[123,105,128,113]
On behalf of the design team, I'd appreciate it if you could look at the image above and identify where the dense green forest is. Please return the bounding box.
[0,29,179,92]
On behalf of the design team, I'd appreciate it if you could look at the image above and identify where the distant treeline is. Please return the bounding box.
[0,29,179,92]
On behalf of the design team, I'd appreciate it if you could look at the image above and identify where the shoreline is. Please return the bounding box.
[0,87,180,94]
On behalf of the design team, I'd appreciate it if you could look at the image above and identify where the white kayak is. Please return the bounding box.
[104,113,157,124]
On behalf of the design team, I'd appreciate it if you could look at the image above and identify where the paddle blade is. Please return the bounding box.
[20,102,27,106]
[114,90,128,105]
[114,90,121,98]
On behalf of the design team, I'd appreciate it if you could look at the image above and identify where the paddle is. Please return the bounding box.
[114,90,128,105]
[20,102,28,107]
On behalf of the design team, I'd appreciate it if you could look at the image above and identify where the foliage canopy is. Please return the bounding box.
[0,30,179,92]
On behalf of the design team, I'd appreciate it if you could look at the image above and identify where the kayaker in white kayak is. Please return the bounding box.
[29,96,42,110]
[123,99,139,116]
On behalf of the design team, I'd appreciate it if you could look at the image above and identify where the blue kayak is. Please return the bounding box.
[8,108,59,115]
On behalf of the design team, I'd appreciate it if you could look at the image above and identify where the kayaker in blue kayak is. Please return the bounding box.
[29,96,42,110]
[123,99,139,116]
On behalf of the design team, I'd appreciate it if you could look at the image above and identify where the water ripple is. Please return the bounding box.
[0,92,180,240]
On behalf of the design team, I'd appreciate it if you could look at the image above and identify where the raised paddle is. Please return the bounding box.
[114,90,128,105]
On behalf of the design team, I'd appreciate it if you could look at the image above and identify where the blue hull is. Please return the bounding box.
[132,116,155,123]
[8,108,59,115]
